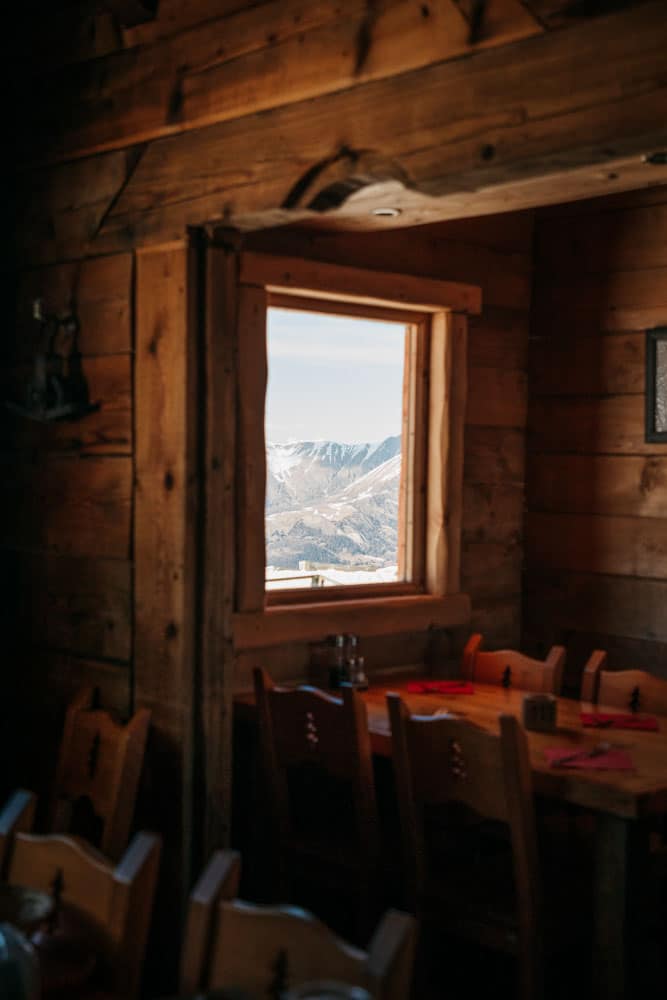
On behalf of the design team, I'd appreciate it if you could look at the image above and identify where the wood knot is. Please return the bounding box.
[164,470,175,491]
[165,622,178,640]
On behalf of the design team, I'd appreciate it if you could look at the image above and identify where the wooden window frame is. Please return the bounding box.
[232,252,481,649]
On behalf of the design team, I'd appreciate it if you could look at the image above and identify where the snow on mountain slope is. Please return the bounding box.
[265,438,402,570]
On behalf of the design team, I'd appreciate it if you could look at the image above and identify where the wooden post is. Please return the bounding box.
[198,237,239,855]
[134,238,199,980]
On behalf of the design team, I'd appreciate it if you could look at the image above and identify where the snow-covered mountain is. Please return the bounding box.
[266,436,401,571]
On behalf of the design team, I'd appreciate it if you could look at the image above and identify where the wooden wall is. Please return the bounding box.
[524,185,667,693]
[6,0,667,917]
[238,209,533,687]
[1,253,135,793]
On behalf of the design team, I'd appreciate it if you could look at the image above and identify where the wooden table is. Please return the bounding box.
[235,676,667,999]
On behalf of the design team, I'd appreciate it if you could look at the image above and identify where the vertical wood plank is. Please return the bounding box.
[236,284,267,613]
[426,310,468,595]
[199,241,238,853]
[134,242,198,927]
[445,313,468,594]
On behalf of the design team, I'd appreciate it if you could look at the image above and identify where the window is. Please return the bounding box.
[233,252,481,648]
[265,300,423,594]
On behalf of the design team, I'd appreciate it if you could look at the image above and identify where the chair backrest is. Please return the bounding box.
[387,693,541,942]
[0,789,36,877]
[583,657,667,715]
[461,633,564,695]
[50,687,151,861]
[8,830,161,996]
[181,850,416,1000]
[253,668,378,859]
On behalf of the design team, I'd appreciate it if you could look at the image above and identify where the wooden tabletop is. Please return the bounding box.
[235,675,667,821]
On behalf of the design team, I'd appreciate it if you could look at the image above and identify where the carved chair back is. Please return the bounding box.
[462,633,564,695]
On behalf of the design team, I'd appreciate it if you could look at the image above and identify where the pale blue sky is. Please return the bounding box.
[266,307,406,444]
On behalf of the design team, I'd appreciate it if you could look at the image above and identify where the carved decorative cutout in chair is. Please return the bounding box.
[253,667,380,941]
[387,693,586,1000]
[580,651,667,714]
[462,633,565,695]
[7,830,161,997]
[180,849,416,1000]
[49,687,151,861]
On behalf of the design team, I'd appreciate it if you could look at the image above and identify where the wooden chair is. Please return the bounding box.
[581,652,667,714]
[1,687,151,863]
[48,687,151,861]
[180,849,416,1000]
[7,829,161,997]
[388,693,545,1000]
[253,667,379,940]
[462,632,565,695]
[0,789,36,877]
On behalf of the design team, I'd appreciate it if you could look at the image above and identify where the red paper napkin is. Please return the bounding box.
[406,680,474,695]
[544,747,635,770]
[580,712,659,732]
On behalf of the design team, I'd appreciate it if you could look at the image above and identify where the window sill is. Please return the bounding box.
[232,592,471,650]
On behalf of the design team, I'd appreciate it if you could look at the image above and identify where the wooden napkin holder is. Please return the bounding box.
[522,693,557,732]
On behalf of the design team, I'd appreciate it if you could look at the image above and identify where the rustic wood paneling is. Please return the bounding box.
[0,456,132,558]
[462,539,523,600]
[528,395,656,455]
[11,552,132,662]
[1,354,132,456]
[11,254,133,359]
[22,0,540,165]
[245,224,532,310]
[462,483,524,543]
[526,184,667,688]
[535,194,667,274]
[528,454,667,519]
[15,3,667,263]
[198,242,238,852]
[524,570,667,646]
[467,367,527,428]
[530,332,644,396]
[463,426,526,485]
[134,242,199,910]
[526,512,667,580]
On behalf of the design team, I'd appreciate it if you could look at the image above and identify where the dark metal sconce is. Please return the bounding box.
[645,327,667,443]
[5,299,99,423]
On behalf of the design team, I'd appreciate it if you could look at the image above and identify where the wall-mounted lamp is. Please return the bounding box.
[5,299,99,423]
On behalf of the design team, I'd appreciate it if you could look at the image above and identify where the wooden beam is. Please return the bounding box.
[241,252,482,314]
[235,283,267,614]
[93,2,667,252]
[233,593,472,650]
[19,0,541,166]
[198,241,238,853]
[16,4,667,262]
[134,242,199,916]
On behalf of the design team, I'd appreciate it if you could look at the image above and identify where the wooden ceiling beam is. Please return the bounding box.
[14,2,667,264]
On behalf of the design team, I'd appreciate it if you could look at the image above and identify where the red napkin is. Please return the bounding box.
[544,747,635,770]
[580,712,659,732]
[406,680,474,695]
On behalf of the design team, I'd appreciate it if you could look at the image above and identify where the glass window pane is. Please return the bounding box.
[265,307,407,590]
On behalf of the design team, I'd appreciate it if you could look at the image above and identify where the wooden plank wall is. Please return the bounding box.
[0,253,134,797]
[237,209,533,687]
[524,184,667,694]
